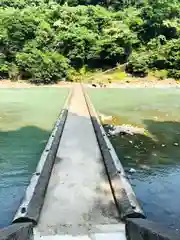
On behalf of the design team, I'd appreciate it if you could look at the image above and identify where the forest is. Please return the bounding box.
[0,0,180,83]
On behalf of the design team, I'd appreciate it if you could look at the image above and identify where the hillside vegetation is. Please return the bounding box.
[0,0,179,83]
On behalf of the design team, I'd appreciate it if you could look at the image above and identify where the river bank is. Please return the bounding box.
[0,79,180,88]
[87,78,180,88]
[0,80,72,88]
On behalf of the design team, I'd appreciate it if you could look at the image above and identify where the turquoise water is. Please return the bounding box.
[89,88,180,230]
[0,88,69,228]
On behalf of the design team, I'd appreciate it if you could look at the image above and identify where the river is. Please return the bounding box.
[0,88,68,228]
[89,87,180,230]
[128,165,180,230]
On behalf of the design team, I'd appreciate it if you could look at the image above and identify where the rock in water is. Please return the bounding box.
[109,124,145,136]
[99,113,113,121]
[139,164,150,170]
[129,168,136,173]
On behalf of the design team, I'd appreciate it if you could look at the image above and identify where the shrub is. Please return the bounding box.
[111,70,127,81]
[8,63,20,81]
[168,69,180,80]
[151,69,168,80]
[0,54,8,78]
[16,49,72,84]
[126,52,150,76]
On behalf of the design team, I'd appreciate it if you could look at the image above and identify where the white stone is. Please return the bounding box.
[109,124,145,136]
[174,143,179,146]
[129,168,136,173]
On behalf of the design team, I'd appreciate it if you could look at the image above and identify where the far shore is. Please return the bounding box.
[0,79,180,89]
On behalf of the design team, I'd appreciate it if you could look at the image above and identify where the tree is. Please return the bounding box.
[0,0,180,83]
[16,49,71,83]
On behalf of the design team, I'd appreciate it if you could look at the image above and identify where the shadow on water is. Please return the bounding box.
[0,126,50,228]
[104,119,180,229]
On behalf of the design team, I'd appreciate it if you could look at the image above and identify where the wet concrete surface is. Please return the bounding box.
[36,85,120,236]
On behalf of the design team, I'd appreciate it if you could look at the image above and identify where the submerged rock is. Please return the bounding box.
[99,113,113,122]
[173,142,179,146]
[139,164,151,170]
[129,168,136,173]
[109,124,145,136]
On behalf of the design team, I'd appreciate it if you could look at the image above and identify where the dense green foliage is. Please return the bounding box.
[0,0,179,83]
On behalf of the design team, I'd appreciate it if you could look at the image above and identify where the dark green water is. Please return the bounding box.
[0,88,69,228]
[89,88,180,230]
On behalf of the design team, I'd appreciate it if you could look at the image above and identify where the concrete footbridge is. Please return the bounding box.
[0,84,178,240]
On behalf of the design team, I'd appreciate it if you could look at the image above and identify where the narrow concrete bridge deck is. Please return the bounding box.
[34,85,126,239]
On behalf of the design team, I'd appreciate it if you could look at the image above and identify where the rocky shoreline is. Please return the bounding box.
[0,79,179,88]
[87,79,180,88]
